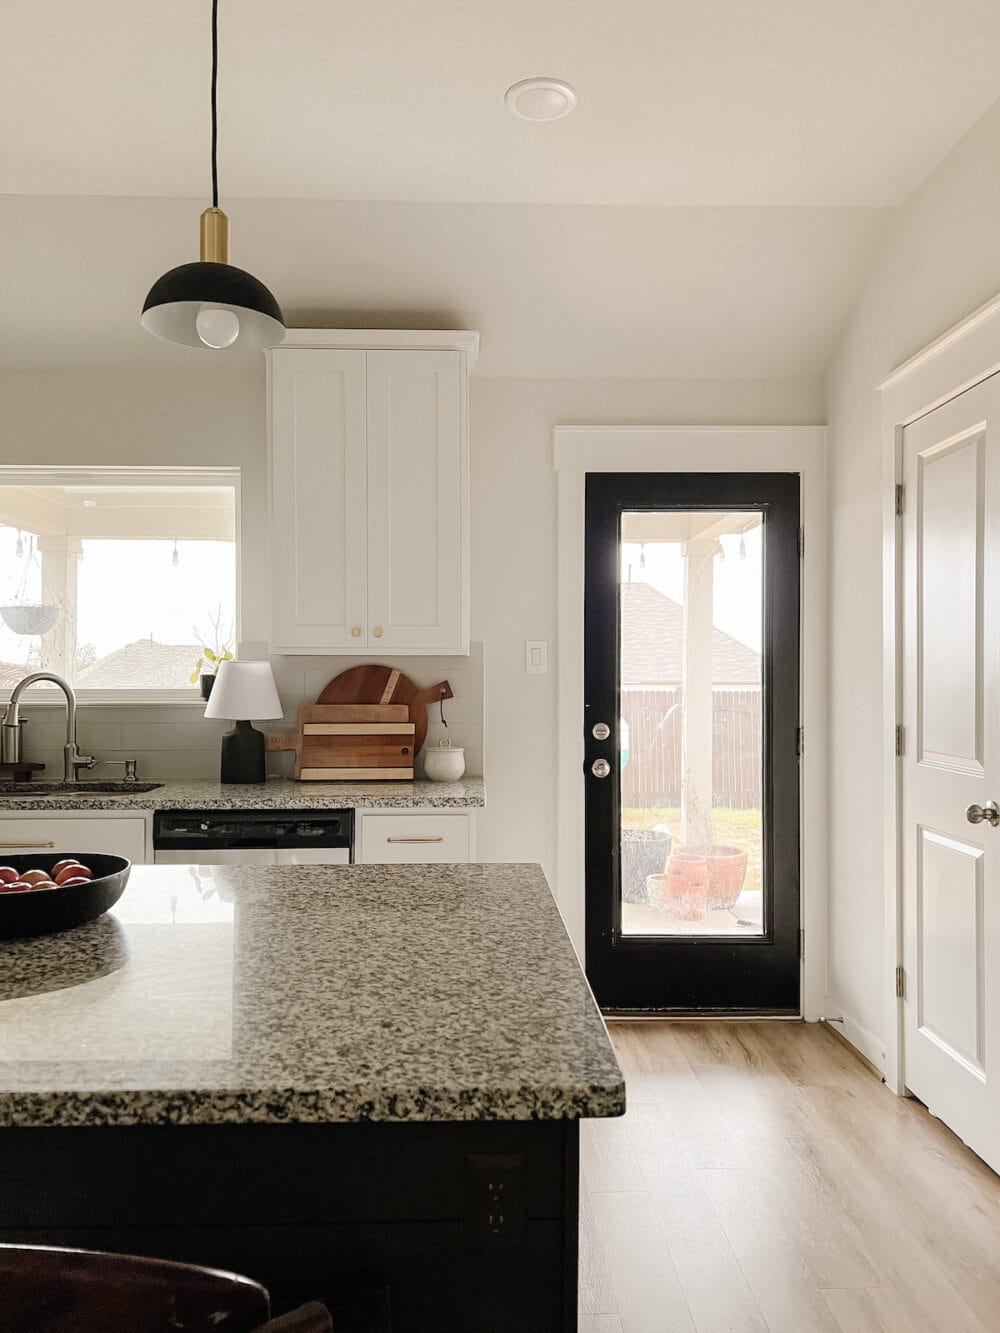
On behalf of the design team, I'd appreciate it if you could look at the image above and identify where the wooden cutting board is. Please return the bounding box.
[316,666,453,757]
[265,704,415,780]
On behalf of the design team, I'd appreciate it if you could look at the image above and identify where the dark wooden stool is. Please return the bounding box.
[0,1244,332,1332]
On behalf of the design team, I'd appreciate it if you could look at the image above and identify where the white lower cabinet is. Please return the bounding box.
[0,813,150,864]
[357,811,475,864]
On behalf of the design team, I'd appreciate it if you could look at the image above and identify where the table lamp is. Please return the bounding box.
[203,660,283,784]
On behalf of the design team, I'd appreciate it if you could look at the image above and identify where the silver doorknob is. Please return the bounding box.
[965,801,1000,827]
[591,758,611,778]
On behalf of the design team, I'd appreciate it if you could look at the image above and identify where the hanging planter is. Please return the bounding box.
[0,604,59,636]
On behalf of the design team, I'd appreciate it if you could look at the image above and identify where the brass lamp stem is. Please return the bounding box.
[200,207,230,264]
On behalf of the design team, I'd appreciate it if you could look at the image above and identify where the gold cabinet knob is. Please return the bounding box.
[373,626,384,638]
[351,626,362,638]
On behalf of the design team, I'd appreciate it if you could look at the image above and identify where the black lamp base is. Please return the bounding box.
[220,720,266,784]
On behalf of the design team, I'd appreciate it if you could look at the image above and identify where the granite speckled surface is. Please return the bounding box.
[0,776,485,812]
[0,862,623,1128]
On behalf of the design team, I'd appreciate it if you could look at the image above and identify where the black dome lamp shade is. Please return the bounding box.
[141,0,283,351]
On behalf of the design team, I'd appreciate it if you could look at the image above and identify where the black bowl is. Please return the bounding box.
[0,854,131,940]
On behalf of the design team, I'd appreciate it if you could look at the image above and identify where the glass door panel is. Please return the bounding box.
[619,510,764,937]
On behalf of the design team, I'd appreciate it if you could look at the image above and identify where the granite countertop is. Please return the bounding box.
[0,862,624,1128]
[0,776,485,812]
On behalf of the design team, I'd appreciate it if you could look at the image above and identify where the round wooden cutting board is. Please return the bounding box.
[316,666,453,756]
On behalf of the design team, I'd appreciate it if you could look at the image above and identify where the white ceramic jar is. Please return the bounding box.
[423,737,466,782]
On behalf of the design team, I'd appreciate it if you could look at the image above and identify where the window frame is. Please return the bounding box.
[0,464,242,707]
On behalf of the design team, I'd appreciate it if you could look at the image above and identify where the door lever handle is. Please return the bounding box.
[965,801,1000,827]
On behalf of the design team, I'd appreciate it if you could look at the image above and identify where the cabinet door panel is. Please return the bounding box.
[366,351,467,653]
[270,349,368,651]
[0,816,148,863]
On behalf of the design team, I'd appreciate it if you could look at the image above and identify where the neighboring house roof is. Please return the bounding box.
[76,640,201,690]
[620,580,760,686]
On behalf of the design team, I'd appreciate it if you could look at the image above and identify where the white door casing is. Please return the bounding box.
[900,375,1000,1172]
[553,426,827,1022]
[269,347,369,652]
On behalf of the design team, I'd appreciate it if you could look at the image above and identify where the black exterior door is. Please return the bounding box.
[584,472,801,1012]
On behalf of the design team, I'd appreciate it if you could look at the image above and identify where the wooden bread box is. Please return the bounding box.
[265,705,415,780]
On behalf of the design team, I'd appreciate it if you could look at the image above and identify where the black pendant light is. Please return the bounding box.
[141,0,284,350]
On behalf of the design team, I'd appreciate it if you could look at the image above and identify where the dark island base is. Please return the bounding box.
[0,1119,579,1332]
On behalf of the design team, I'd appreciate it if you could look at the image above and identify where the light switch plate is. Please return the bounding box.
[525,640,547,674]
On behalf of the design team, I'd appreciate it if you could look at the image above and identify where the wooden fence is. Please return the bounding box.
[620,688,762,809]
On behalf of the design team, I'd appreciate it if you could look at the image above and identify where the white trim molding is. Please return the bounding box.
[278,328,480,371]
[878,289,1000,1095]
[554,425,828,1020]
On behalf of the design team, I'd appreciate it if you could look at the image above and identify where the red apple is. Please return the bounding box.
[0,866,19,884]
[28,879,57,891]
[51,859,84,877]
[21,869,54,886]
[55,866,90,885]
[0,881,31,893]
[56,876,91,888]
[59,864,93,881]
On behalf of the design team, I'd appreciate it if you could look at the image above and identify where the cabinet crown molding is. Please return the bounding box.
[274,329,479,370]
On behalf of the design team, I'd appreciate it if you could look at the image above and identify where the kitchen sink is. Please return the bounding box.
[0,781,164,796]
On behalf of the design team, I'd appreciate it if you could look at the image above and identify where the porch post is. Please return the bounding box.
[38,535,82,678]
[681,538,718,846]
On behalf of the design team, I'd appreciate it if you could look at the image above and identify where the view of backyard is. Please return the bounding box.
[618,513,764,937]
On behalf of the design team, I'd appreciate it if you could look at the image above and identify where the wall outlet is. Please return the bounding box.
[525,640,547,674]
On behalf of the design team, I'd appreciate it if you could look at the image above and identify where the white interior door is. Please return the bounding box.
[365,349,466,653]
[269,348,368,651]
[901,373,1000,1172]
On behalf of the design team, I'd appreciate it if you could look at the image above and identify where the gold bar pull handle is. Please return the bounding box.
[0,840,56,849]
[386,836,445,844]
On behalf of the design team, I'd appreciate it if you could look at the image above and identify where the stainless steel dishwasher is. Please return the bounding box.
[153,809,354,865]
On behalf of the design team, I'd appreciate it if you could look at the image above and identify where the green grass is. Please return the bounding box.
[622,806,763,895]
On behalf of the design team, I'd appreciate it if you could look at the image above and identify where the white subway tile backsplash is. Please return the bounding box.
[13,646,484,782]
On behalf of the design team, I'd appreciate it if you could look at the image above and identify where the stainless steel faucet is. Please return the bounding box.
[2,671,96,782]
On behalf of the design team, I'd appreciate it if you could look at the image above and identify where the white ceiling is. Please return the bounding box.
[4,0,1000,207]
[0,195,888,378]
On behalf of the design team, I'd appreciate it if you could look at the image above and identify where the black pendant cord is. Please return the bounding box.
[210,0,219,208]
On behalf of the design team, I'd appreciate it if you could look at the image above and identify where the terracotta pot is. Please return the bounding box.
[677,844,748,910]
[648,853,708,921]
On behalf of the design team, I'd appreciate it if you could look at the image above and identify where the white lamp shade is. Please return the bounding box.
[204,660,283,721]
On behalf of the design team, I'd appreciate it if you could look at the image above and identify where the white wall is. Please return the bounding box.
[825,97,1000,1052]
[1,368,821,879]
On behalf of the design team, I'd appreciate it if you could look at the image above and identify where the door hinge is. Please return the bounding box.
[895,965,905,999]
[895,724,904,757]
[799,928,805,961]
[797,526,805,557]
[796,726,804,758]
[895,483,904,517]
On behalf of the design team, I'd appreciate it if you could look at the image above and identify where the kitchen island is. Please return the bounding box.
[0,862,622,1330]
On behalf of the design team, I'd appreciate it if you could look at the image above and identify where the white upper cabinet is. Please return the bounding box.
[268,331,477,656]
[269,348,368,652]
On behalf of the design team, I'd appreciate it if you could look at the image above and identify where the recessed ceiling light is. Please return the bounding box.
[505,77,578,122]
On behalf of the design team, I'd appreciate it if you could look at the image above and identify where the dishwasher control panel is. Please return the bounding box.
[153,809,354,852]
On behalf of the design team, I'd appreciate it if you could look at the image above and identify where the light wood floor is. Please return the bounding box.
[579,1020,1000,1332]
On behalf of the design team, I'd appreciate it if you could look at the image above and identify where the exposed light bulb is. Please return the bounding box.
[172,540,180,568]
[195,306,240,349]
[639,544,646,569]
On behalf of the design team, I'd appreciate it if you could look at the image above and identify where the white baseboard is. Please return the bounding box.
[825,1006,887,1075]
